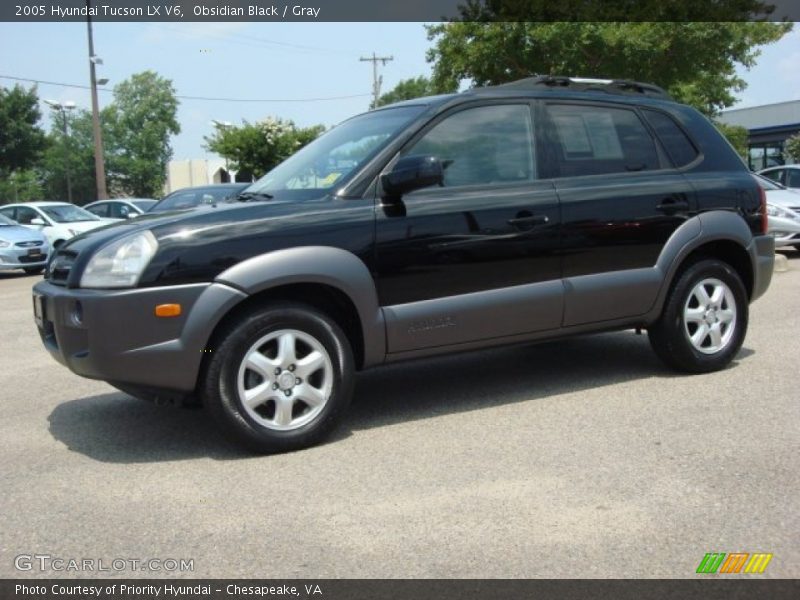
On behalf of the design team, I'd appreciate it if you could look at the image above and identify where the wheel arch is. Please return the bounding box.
[209,246,385,370]
[650,211,757,321]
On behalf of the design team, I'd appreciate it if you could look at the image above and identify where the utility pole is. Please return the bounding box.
[360,52,393,109]
[86,0,108,199]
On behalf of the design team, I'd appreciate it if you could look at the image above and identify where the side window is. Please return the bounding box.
[15,206,39,225]
[0,207,16,221]
[407,104,535,188]
[786,170,800,188]
[642,109,699,167]
[109,203,130,219]
[762,169,785,185]
[546,104,659,177]
[87,203,109,218]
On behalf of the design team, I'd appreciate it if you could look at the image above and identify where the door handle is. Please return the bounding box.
[508,215,549,228]
[655,198,689,214]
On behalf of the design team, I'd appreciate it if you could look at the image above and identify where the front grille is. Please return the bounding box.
[46,250,77,285]
[19,253,47,264]
[15,240,44,248]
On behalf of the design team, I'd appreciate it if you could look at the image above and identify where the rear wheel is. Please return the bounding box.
[202,303,354,453]
[649,259,748,373]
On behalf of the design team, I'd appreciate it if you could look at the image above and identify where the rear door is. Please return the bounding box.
[541,102,697,326]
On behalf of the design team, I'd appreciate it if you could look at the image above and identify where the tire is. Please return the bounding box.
[53,240,65,249]
[649,259,748,373]
[23,267,44,275]
[201,303,354,453]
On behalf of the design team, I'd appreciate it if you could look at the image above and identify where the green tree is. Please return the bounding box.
[0,84,46,177]
[374,76,437,108]
[0,169,43,203]
[785,134,800,163]
[714,122,749,160]
[41,108,110,204]
[104,71,180,197]
[205,118,325,179]
[427,21,791,115]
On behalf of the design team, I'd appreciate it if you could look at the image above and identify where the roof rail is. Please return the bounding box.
[491,75,672,99]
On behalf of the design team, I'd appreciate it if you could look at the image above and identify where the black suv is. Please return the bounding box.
[33,77,774,453]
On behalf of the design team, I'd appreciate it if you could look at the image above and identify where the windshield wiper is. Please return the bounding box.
[236,191,274,202]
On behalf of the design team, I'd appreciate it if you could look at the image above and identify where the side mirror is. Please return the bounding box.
[30,218,45,226]
[381,155,444,199]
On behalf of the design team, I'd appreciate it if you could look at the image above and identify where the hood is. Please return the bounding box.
[764,188,800,209]
[64,219,113,233]
[0,224,48,243]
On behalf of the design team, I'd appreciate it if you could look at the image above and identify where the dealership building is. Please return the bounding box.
[718,99,800,171]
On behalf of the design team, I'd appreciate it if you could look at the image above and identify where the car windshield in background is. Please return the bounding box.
[0,214,17,226]
[132,200,157,211]
[245,105,426,198]
[40,205,100,223]
[754,173,784,191]
[150,188,241,212]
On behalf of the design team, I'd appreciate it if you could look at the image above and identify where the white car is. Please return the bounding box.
[84,198,157,220]
[754,174,800,249]
[0,202,114,248]
[758,164,800,189]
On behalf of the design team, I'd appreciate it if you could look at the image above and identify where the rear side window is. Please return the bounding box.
[642,109,698,167]
[545,104,659,177]
[87,203,109,218]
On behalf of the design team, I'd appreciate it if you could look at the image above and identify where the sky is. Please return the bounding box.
[1,22,799,160]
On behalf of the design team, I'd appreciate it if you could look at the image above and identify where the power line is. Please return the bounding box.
[0,74,370,103]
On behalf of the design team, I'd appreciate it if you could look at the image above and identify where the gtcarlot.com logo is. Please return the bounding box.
[696,552,773,574]
[14,554,194,573]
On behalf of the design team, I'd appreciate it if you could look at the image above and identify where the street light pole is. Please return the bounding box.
[45,100,75,203]
[86,0,108,200]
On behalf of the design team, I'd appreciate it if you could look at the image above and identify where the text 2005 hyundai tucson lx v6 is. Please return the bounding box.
[33,77,774,453]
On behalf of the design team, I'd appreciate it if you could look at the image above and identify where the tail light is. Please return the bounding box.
[759,184,768,234]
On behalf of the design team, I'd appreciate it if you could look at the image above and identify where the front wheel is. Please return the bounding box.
[23,267,44,275]
[201,303,354,453]
[649,259,748,373]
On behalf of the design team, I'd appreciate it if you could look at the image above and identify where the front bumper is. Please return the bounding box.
[749,234,775,302]
[32,280,246,394]
[767,215,800,247]
[0,248,48,270]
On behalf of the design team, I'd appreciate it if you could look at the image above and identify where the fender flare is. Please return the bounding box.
[215,246,385,367]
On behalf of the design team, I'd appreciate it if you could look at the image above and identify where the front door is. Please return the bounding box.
[374,102,563,353]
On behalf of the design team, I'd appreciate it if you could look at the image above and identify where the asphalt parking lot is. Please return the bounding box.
[0,253,798,579]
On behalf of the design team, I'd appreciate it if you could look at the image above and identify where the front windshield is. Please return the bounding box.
[246,105,426,197]
[0,214,16,226]
[41,205,100,223]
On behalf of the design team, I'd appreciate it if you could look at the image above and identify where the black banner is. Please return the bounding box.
[3,0,800,22]
[3,580,800,600]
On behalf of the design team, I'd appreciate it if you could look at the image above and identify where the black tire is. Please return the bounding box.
[201,303,354,453]
[649,259,748,373]
[23,267,44,275]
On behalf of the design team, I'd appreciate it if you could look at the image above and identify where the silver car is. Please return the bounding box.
[755,173,800,250]
[0,214,50,274]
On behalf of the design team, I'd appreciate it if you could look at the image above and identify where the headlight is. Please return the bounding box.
[766,204,799,220]
[0,240,9,248]
[80,230,158,288]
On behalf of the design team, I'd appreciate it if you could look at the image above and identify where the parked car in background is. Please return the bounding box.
[0,214,50,274]
[758,164,800,189]
[85,199,157,220]
[0,202,113,248]
[148,184,250,213]
[754,173,800,250]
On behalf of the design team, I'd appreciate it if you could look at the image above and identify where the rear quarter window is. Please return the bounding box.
[641,109,699,168]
